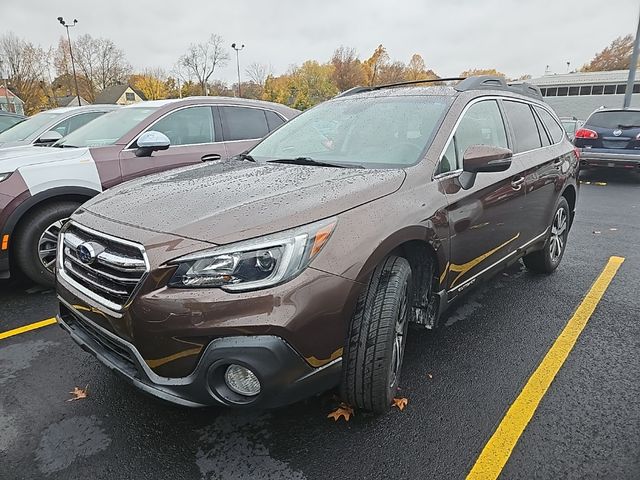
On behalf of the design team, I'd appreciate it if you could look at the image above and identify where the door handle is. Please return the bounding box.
[201,153,222,162]
[511,176,525,191]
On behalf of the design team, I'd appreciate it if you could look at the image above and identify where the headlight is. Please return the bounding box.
[167,217,337,290]
[0,172,12,182]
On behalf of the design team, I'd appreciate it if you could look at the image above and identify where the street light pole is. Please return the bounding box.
[57,16,81,107]
[231,43,244,97]
[623,9,640,109]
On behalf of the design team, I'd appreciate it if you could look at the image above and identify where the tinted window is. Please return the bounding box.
[568,86,579,96]
[503,101,541,153]
[151,106,214,146]
[535,107,565,144]
[604,85,616,95]
[438,100,507,173]
[221,106,269,141]
[533,112,551,147]
[592,85,604,95]
[265,110,285,131]
[52,112,104,136]
[587,110,640,129]
[580,86,591,96]
[249,96,452,168]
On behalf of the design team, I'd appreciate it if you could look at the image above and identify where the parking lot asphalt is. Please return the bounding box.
[1,169,639,480]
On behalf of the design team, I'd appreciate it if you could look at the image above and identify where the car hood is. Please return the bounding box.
[0,145,90,172]
[82,160,406,245]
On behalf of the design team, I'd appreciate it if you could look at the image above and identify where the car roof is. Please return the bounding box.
[590,108,640,113]
[42,105,120,114]
[119,97,299,117]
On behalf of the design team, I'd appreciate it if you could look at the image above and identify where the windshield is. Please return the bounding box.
[56,106,158,148]
[249,95,453,168]
[587,110,640,129]
[0,111,62,142]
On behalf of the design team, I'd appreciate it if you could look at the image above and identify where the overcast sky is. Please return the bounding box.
[4,0,639,83]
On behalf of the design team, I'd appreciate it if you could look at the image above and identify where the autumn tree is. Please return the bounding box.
[0,32,50,114]
[330,46,366,91]
[581,34,636,72]
[363,44,389,86]
[377,61,407,84]
[178,34,229,95]
[459,68,506,78]
[130,68,168,100]
[405,54,439,82]
[263,61,338,110]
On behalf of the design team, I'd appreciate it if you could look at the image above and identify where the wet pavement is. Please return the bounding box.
[1,169,639,479]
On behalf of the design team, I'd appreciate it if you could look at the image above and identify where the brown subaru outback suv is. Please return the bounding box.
[56,77,579,412]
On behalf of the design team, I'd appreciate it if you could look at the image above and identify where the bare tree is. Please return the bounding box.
[0,32,50,113]
[245,62,271,87]
[178,34,230,95]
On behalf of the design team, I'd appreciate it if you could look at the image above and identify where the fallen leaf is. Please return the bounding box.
[427,373,433,379]
[67,385,88,402]
[392,397,408,411]
[327,403,354,422]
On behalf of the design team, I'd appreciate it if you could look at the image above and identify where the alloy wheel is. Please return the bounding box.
[38,218,67,273]
[549,207,567,264]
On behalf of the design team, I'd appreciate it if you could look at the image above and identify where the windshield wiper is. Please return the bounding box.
[52,143,78,148]
[267,157,361,168]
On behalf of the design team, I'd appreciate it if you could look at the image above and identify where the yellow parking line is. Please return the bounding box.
[0,317,57,341]
[466,256,625,480]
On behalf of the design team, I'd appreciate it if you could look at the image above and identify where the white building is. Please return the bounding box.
[528,70,640,119]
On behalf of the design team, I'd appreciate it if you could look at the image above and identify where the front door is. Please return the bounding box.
[119,105,227,182]
[437,99,527,297]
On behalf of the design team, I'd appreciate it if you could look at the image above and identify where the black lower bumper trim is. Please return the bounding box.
[57,301,341,408]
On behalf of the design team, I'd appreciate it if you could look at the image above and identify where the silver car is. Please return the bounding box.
[0,105,119,149]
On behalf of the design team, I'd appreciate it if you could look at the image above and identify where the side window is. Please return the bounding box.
[503,101,542,153]
[533,111,551,147]
[265,110,285,131]
[220,106,269,141]
[534,106,565,144]
[438,100,507,174]
[65,112,104,135]
[150,106,214,146]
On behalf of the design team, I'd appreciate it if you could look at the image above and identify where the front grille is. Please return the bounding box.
[59,222,149,310]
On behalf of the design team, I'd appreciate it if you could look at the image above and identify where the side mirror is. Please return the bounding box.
[35,130,63,145]
[458,145,513,190]
[135,130,170,157]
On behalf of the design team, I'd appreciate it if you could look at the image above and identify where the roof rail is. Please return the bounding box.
[335,75,545,101]
[335,77,465,98]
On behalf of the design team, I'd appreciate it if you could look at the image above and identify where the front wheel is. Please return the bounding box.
[340,255,412,413]
[13,201,81,287]
[523,197,570,274]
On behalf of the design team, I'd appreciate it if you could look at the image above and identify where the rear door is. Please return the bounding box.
[118,105,226,182]
[437,98,527,296]
[219,106,283,157]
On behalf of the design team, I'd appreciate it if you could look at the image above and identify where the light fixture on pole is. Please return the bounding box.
[57,16,81,106]
[231,43,244,97]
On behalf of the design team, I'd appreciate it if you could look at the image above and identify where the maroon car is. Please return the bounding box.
[0,97,298,286]
[56,77,579,412]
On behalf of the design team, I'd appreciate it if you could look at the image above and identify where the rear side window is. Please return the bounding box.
[52,112,104,137]
[503,101,541,153]
[265,110,285,131]
[533,112,551,147]
[535,106,565,144]
[220,106,269,141]
[586,110,640,129]
[151,106,214,146]
[437,100,507,174]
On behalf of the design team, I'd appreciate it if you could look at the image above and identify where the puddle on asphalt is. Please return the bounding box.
[35,415,112,474]
[0,339,57,385]
[195,411,305,480]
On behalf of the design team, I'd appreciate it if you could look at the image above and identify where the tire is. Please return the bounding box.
[340,255,412,413]
[523,197,570,274]
[13,200,81,287]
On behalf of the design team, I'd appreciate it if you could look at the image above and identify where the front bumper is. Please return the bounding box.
[579,149,640,168]
[58,299,342,408]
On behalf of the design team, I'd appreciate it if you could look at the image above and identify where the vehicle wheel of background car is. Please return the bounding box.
[13,200,81,287]
[340,255,412,413]
[523,197,570,274]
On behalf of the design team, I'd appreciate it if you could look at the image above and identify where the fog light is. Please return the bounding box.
[224,364,261,396]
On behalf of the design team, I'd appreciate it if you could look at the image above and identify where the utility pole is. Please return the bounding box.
[231,43,244,97]
[624,9,640,109]
[57,16,81,107]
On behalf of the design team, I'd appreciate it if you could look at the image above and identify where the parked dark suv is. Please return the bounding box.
[56,77,579,412]
[575,107,640,172]
[0,97,298,286]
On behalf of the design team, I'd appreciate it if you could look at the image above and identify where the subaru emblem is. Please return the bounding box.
[613,129,622,137]
[76,242,101,265]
